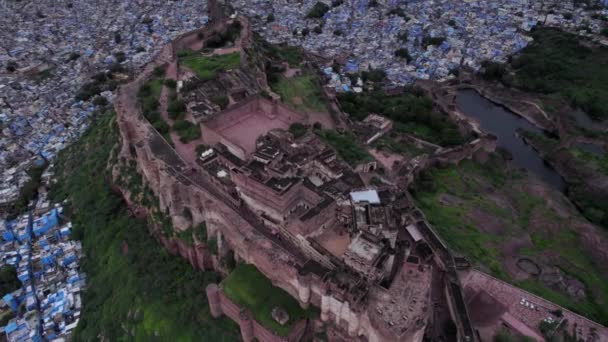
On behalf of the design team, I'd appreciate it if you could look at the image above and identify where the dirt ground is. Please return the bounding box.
[314,228,351,257]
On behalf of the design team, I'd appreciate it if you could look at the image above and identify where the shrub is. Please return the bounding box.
[172,120,201,143]
[481,60,506,81]
[153,65,166,77]
[68,52,81,61]
[164,79,177,88]
[168,99,186,120]
[307,2,330,19]
[153,120,170,134]
[395,48,412,62]
[289,123,307,138]
[114,51,126,63]
[76,82,102,101]
[361,68,386,83]
[422,36,446,48]
[92,96,109,107]
[212,95,229,110]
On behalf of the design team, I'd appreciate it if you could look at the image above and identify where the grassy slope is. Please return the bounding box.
[272,74,328,113]
[221,264,315,336]
[50,111,240,341]
[412,156,608,324]
[179,52,241,81]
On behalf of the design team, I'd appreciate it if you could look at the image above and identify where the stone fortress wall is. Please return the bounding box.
[113,18,427,342]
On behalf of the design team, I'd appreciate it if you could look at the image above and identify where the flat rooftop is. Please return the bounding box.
[314,227,351,258]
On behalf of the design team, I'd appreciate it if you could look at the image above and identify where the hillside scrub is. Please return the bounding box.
[510,27,608,120]
[411,155,608,325]
[337,89,467,146]
[318,129,373,166]
[49,111,239,341]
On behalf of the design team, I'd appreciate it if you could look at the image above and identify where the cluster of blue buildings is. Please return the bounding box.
[0,0,210,210]
[234,0,608,90]
[0,206,85,341]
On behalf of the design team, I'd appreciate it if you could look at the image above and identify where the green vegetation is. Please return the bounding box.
[411,156,608,324]
[372,134,426,158]
[337,89,467,146]
[522,131,608,228]
[167,95,186,120]
[288,123,308,139]
[480,60,507,81]
[138,77,171,142]
[422,36,446,48]
[222,264,316,336]
[272,73,327,113]
[49,111,240,341]
[0,266,20,295]
[172,120,201,144]
[266,45,303,66]
[6,161,48,219]
[570,147,608,175]
[318,130,373,166]
[307,1,330,19]
[164,79,177,89]
[510,27,608,120]
[179,52,241,81]
[212,95,229,110]
[394,48,412,62]
[361,68,387,83]
[5,61,18,72]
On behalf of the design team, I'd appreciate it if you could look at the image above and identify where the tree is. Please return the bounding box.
[153,65,166,78]
[307,1,330,19]
[153,120,170,134]
[480,60,506,81]
[6,61,18,72]
[395,48,412,62]
[362,68,387,83]
[267,13,275,23]
[114,51,126,63]
[422,35,446,48]
[289,123,308,138]
[212,95,229,110]
[68,52,81,61]
[164,79,177,88]
[0,266,20,295]
[92,96,109,107]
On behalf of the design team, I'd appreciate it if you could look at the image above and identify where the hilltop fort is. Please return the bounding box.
[112,14,608,342]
